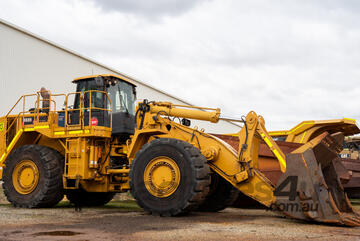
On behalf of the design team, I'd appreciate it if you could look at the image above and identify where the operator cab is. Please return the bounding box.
[72,74,136,139]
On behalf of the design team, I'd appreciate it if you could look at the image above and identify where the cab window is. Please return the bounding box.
[107,81,135,115]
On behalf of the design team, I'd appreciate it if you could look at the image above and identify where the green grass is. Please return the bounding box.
[104,200,141,211]
[54,199,142,211]
[0,203,11,207]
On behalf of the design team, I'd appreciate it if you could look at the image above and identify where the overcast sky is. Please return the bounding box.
[1,0,360,130]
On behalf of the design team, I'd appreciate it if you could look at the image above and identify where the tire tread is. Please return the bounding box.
[2,145,64,208]
[130,138,211,216]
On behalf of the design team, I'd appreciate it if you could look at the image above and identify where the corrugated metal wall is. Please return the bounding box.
[0,20,239,133]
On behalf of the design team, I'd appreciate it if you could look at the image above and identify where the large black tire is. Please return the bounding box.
[130,138,211,216]
[66,189,115,206]
[197,172,239,212]
[2,145,64,208]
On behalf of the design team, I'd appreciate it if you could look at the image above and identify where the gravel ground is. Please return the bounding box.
[0,188,360,241]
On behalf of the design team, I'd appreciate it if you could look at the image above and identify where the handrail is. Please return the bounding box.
[5,112,21,136]
[64,90,112,129]
[65,92,84,127]
[5,93,39,136]
[84,90,113,129]
[4,90,113,141]
[5,96,23,117]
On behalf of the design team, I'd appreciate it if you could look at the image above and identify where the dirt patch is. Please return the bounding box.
[1,187,360,241]
[0,204,360,240]
[0,185,8,204]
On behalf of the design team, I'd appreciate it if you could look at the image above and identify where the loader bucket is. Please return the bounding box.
[274,132,360,226]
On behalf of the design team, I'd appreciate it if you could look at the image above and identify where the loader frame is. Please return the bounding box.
[1,76,359,226]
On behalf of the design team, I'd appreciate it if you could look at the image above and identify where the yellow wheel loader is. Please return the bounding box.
[0,74,359,226]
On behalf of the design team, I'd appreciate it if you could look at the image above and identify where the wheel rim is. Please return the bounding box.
[144,156,181,198]
[12,160,39,194]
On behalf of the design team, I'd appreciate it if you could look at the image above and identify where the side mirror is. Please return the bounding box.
[95,76,104,87]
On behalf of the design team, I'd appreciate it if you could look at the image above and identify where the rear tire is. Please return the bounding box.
[197,172,239,212]
[2,145,64,208]
[130,138,211,216]
[66,189,115,206]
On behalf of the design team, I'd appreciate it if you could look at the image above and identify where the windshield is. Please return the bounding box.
[74,80,106,110]
[107,81,135,115]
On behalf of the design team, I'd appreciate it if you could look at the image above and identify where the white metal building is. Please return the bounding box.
[0,18,239,133]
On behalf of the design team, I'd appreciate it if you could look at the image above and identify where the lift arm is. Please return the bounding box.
[129,101,287,206]
[128,101,360,226]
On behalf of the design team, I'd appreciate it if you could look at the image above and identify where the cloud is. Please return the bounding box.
[90,0,211,18]
[1,0,360,130]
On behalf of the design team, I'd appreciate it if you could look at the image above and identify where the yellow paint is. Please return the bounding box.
[150,105,220,123]
[12,160,39,194]
[300,131,307,143]
[34,125,49,129]
[272,149,286,172]
[54,131,65,135]
[24,128,35,132]
[236,170,276,206]
[268,131,289,136]
[0,122,4,131]
[24,125,50,132]
[269,121,314,136]
[69,130,85,134]
[287,121,314,133]
[54,130,90,136]
[0,154,5,165]
[7,129,23,153]
[143,156,181,198]
[344,118,356,122]
[235,170,249,183]
[260,133,286,172]
[0,129,24,169]
[269,118,359,144]
[261,133,272,147]
[107,169,129,174]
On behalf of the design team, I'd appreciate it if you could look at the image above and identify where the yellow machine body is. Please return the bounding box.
[0,74,359,226]
[0,85,124,193]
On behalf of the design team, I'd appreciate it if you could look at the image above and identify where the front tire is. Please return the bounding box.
[130,138,211,216]
[197,172,239,212]
[2,145,64,208]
